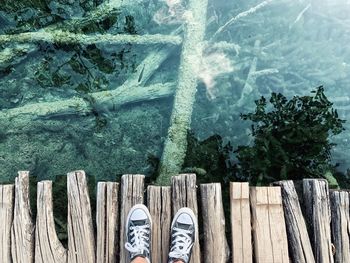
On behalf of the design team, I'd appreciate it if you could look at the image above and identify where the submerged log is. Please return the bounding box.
[157,0,209,184]
[212,0,275,39]
[1,82,174,133]
[0,31,182,46]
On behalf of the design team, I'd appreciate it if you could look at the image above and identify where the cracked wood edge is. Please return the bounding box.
[230,182,252,263]
[96,182,119,263]
[200,183,229,263]
[67,170,95,263]
[11,171,35,263]
[119,174,145,263]
[147,186,171,263]
[171,174,200,263]
[35,181,67,263]
[0,184,14,263]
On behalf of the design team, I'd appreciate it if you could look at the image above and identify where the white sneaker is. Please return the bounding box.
[168,208,197,263]
[125,204,152,263]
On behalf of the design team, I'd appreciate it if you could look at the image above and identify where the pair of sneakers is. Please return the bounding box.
[125,204,197,263]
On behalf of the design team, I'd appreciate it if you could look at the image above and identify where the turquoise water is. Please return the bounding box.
[0,0,349,183]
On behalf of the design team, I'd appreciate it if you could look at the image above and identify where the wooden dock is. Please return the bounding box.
[0,171,349,263]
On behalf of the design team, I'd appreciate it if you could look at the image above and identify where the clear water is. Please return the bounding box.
[0,0,349,183]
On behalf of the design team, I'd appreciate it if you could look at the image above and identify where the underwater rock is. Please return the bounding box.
[0,43,36,70]
[48,0,85,19]
[0,11,16,33]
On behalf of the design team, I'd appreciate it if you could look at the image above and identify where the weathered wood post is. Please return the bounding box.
[35,181,67,263]
[303,179,334,263]
[172,174,200,263]
[250,186,289,263]
[157,0,209,185]
[96,182,119,263]
[119,174,145,263]
[200,183,229,263]
[273,180,315,263]
[147,186,172,263]
[11,171,35,263]
[0,184,14,263]
[67,170,96,263]
[330,190,350,263]
[230,182,252,263]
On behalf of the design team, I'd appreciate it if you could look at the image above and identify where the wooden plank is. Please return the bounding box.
[303,179,334,263]
[35,181,67,263]
[11,171,35,263]
[330,190,350,263]
[267,187,290,262]
[147,186,171,263]
[200,183,229,263]
[96,182,119,263]
[171,174,200,263]
[273,181,315,263]
[67,170,95,263]
[119,174,145,263]
[250,186,289,263]
[0,184,14,263]
[230,182,252,263]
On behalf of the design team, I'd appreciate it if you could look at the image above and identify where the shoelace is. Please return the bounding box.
[125,224,150,254]
[168,227,194,262]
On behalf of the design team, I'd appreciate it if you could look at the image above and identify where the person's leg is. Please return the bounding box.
[167,208,197,263]
[125,204,152,263]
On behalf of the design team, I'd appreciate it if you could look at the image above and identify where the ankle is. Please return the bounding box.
[131,256,148,263]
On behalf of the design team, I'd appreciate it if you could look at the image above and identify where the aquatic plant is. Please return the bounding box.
[234,86,345,185]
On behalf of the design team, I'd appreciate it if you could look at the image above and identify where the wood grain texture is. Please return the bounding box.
[303,179,334,263]
[96,182,119,263]
[35,181,67,263]
[119,174,145,263]
[250,186,289,263]
[147,186,171,263]
[273,181,315,263]
[67,170,95,263]
[330,190,350,263]
[171,174,200,263]
[230,182,252,263]
[0,184,14,263]
[201,183,229,263]
[11,171,35,263]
